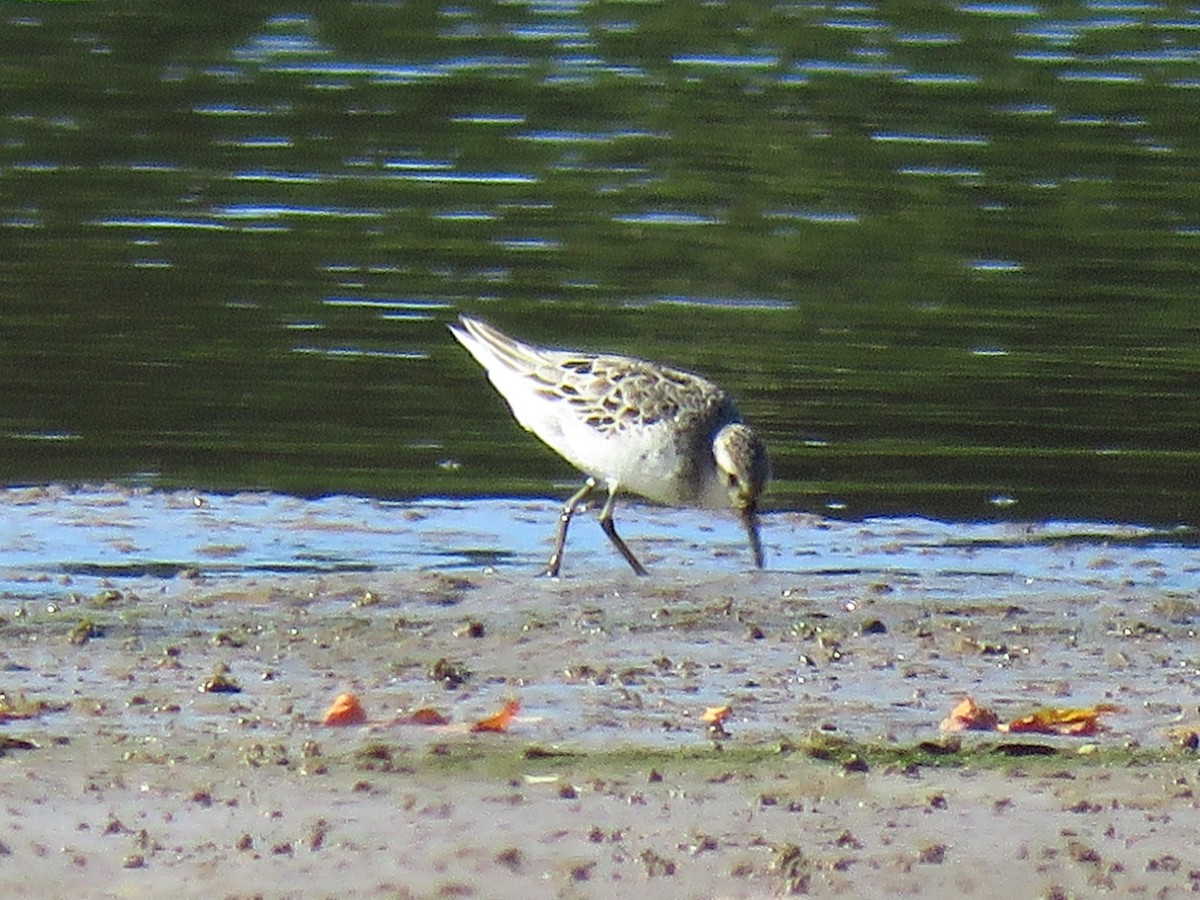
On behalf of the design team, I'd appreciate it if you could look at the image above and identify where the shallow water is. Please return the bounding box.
[3,484,1194,599]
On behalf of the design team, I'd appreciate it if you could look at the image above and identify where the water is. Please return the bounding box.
[1,484,1191,599]
[3,2,1200,532]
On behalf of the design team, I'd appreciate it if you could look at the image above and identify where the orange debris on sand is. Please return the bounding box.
[405,707,452,726]
[940,696,1120,736]
[1000,704,1121,737]
[470,699,520,733]
[700,705,732,725]
[322,692,368,726]
[939,696,1000,732]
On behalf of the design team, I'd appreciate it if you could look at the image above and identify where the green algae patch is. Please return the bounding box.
[329,731,1185,784]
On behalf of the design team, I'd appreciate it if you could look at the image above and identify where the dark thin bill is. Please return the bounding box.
[741,506,765,569]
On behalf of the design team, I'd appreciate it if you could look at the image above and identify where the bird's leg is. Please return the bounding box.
[597,481,650,576]
[543,477,596,577]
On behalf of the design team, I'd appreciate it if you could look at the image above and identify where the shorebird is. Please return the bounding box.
[449,314,770,576]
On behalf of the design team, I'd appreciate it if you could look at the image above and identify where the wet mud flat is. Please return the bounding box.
[0,488,1199,896]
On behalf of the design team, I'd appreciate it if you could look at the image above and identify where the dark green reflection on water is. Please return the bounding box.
[2,2,1200,527]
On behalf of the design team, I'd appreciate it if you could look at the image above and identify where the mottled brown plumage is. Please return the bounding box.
[449,315,770,576]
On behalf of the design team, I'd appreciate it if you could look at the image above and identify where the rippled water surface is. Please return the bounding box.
[4,2,1200,532]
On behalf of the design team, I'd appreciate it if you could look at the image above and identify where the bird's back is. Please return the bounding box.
[449,316,741,507]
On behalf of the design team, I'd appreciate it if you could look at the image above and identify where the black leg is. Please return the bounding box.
[597,483,649,576]
[543,478,596,577]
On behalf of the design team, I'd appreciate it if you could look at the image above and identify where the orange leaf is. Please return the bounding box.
[939,695,1000,732]
[470,699,520,733]
[1000,704,1120,737]
[322,692,367,726]
[700,705,732,725]
[405,707,451,726]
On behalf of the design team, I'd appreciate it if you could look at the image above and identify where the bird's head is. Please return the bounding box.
[712,423,770,568]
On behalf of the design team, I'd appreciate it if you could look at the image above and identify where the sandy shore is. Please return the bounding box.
[1,555,1198,897]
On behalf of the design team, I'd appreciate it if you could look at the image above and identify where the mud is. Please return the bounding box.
[0,486,1198,897]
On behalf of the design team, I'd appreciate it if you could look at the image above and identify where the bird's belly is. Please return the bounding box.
[499,386,722,508]
[542,422,709,507]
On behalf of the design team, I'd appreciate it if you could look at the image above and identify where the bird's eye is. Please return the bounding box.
[726,472,739,488]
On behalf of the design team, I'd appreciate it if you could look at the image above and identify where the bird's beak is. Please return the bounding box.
[740,504,765,569]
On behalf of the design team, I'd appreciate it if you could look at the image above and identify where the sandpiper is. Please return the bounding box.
[449,315,770,576]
